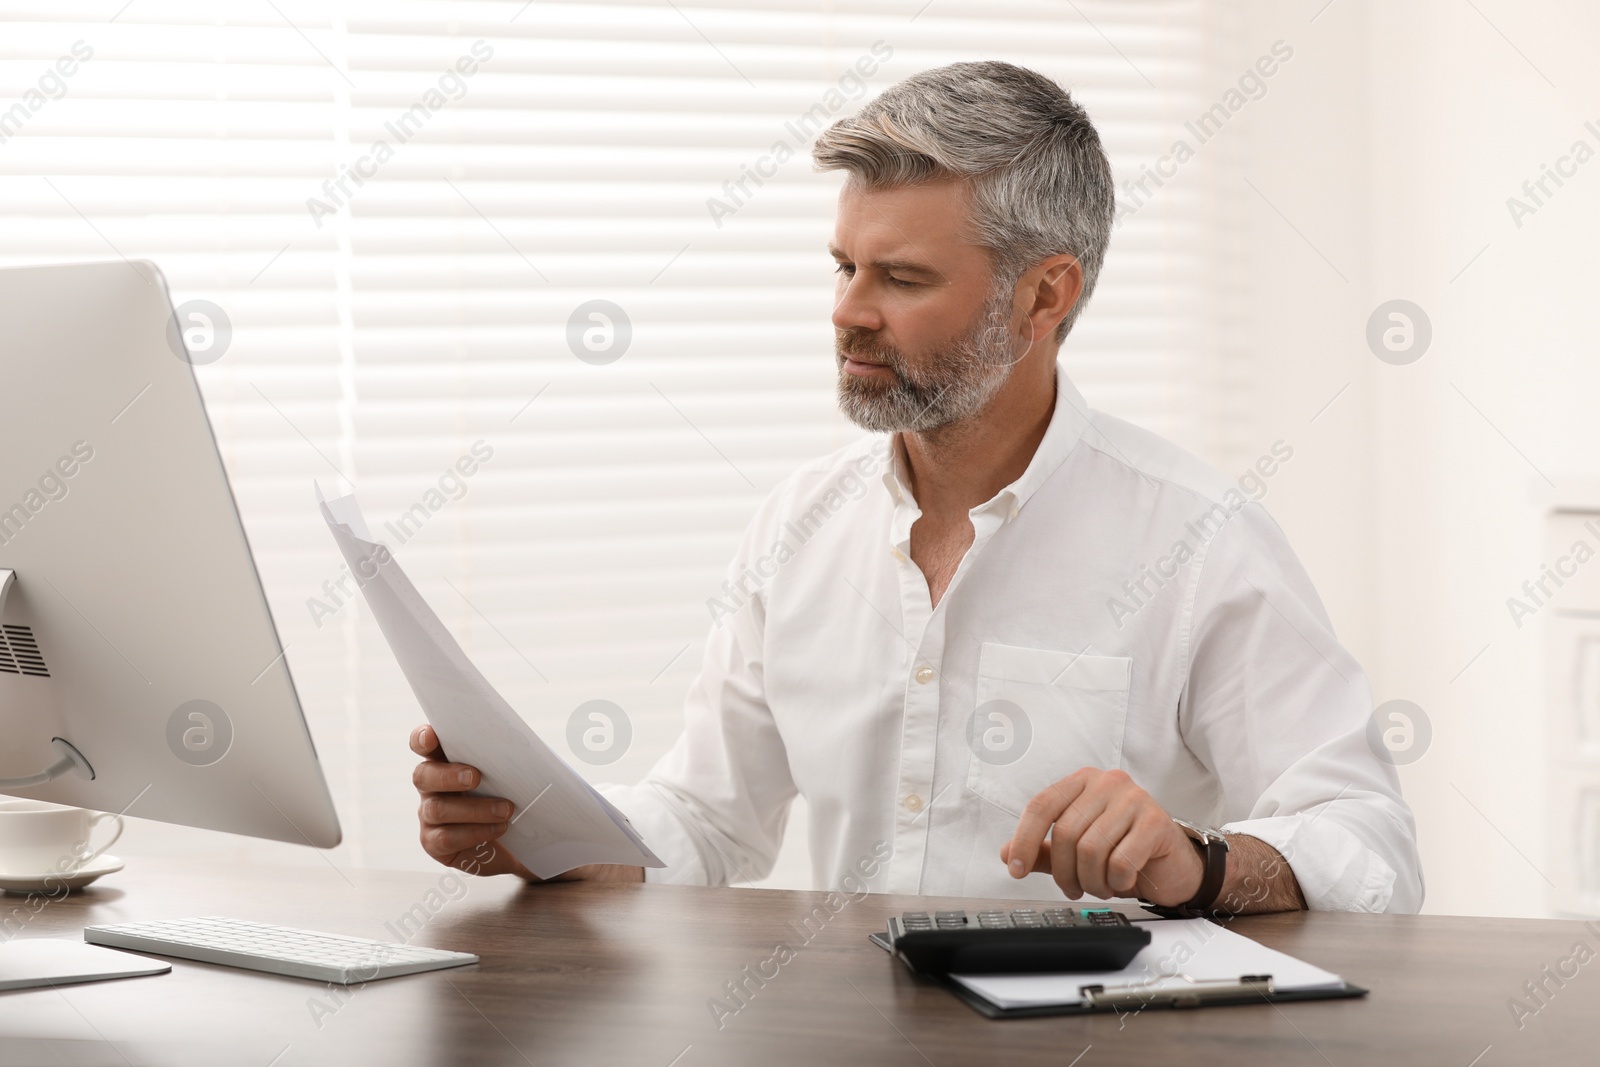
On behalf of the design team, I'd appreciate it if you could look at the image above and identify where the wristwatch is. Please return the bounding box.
[1140,818,1230,919]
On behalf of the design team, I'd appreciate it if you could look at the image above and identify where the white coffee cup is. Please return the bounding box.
[0,799,123,875]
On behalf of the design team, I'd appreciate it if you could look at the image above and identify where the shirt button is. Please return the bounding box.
[914,665,935,684]
[903,794,923,812]
[892,549,907,562]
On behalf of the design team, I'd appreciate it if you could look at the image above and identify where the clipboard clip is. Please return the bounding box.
[1080,973,1275,1010]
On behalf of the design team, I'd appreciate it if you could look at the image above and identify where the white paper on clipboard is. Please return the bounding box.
[950,918,1345,1010]
[317,486,663,879]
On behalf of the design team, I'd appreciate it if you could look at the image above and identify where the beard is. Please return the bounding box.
[834,287,1021,434]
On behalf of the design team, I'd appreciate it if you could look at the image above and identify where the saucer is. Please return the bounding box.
[0,854,124,895]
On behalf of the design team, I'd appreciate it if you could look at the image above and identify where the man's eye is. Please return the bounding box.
[833,263,854,277]
[888,277,917,289]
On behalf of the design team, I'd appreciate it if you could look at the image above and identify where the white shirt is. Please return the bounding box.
[601,363,1423,912]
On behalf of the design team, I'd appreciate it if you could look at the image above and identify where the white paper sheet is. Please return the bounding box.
[318,487,664,878]
[950,918,1345,1010]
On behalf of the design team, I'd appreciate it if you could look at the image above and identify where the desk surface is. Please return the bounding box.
[0,858,1590,1066]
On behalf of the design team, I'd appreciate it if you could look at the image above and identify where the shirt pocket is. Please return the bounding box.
[964,642,1133,818]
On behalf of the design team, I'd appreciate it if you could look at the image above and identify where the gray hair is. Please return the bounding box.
[811,61,1114,342]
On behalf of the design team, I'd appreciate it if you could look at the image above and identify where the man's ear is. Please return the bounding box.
[1020,253,1084,341]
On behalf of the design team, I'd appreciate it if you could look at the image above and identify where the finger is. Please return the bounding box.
[998,844,1049,876]
[1073,797,1143,899]
[1006,771,1090,879]
[422,821,508,857]
[412,760,481,794]
[420,795,514,827]
[1000,840,1055,874]
[1104,812,1166,897]
[1047,785,1115,898]
[409,724,444,759]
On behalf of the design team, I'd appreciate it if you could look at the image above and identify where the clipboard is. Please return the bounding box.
[938,971,1368,1019]
[870,918,1368,1018]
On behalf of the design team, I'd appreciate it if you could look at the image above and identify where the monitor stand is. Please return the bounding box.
[0,569,96,789]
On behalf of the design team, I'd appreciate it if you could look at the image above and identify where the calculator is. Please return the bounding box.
[884,907,1150,975]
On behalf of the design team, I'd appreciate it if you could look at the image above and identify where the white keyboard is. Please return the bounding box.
[83,917,479,984]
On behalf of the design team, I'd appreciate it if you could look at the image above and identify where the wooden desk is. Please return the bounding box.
[0,858,1591,1065]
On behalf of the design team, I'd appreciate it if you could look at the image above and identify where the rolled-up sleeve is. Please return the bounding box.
[1178,502,1424,913]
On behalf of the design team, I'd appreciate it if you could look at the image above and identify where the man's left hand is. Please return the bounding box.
[1000,767,1204,906]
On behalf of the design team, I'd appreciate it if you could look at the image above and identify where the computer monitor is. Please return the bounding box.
[0,260,340,848]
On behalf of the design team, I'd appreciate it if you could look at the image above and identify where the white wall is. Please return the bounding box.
[1365,0,1600,917]
[1218,0,1600,916]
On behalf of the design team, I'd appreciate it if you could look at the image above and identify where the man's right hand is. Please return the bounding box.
[410,724,646,885]
[411,724,536,879]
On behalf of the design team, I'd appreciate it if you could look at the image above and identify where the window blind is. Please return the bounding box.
[0,0,1211,883]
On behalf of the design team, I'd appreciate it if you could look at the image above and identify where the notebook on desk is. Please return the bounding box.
[881,917,1367,1019]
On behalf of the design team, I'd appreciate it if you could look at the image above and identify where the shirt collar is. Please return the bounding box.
[878,360,1092,518]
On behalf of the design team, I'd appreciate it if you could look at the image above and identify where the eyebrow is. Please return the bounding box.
[827,243,946,281]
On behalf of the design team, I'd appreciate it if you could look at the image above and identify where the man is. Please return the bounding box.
[411,61,1422,915]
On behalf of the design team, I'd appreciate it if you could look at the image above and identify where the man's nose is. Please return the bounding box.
[832,276,882,334]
